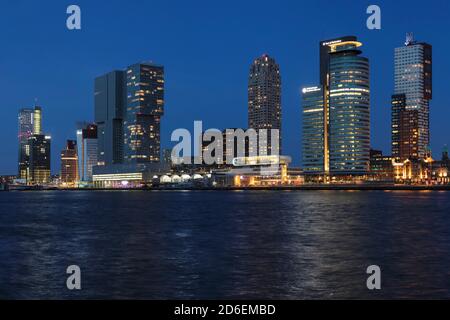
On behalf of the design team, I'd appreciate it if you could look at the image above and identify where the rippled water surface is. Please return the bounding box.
[1,190,450,299]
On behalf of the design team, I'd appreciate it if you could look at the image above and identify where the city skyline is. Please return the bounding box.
[1,1,450,175]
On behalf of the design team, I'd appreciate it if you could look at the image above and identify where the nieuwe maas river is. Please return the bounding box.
[1,190,450,299]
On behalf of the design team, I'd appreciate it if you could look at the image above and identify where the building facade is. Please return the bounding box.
[328,40,370,175]
[60,140,78,184]
[248,54,282,155]
[95,71,126,166]
[301,86,325,174]
[124,62,164,163]
[28,134,51,184]
[301,37,370,177]
[18,106,42,180]
[77,124,98,182]
[392,34,432,161]
[320,36,358,87]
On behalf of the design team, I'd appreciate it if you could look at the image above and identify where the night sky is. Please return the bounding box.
[1,0,449,175]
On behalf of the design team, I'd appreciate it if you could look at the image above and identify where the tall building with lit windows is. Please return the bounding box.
[248,54,281,155]
[28,134,51,184]
[124,62,164,163]
[77,123,98,182]
[392,34,432,161]
[18,106,42,180]
[302,37,370,176]
[328,40,370,174]
[60,140,78,184]
[302,86,325,174]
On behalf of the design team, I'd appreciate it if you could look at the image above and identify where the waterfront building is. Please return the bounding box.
[429,146,450,184]
[28,134,51,184]
[162,149,173,167]
[95,71,126,166]
[124,62,164,163]
[60,140,78,184]
[301,36,370,178]
[328,39,370,175]
[392,33,432,161]
[18,106,42,180]
[370,149,394,181]
[77,124,98,183]
[92,162,169,189]
[212,156,303,187]
[201,129,257,167]
[248,54,282,155]
[320,36,358,87]
[301,86,325,174]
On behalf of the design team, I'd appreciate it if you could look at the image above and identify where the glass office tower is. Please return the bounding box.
[392,34,432,160]
[301,37,370,177]
[76,124,98,182]
[328,40,370,174]
[124,62,164,163]
[301,86,326,174]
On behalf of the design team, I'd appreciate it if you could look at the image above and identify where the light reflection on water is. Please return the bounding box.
[0,190,449,299]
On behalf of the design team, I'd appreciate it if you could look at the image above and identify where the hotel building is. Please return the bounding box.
[301,86,325,174]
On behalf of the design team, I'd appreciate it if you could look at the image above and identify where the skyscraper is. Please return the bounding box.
[124,62,164,163]
[95,71,126,166]
[328,40,370,174]
[248,54,282,155]
[392,33,432,161]
[320,36,357,87]
[28,134,51,184]
[60,140,78,184]
[77,124,98,182]
[302,37,370,176]
[301,86,325,174]
[18,106,42,180]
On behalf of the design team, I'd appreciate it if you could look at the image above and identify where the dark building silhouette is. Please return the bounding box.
[95,71,126,166]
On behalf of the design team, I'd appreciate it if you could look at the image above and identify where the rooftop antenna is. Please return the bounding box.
[405,32,414,46]
[34,97,38,106]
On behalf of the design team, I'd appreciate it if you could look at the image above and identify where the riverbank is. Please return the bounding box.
[5,184,450,192]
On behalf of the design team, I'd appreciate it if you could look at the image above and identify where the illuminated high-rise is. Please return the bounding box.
[392,34,432,160]
[18,106,43,180]
[328,40,370,174]
[60,140,78,184]
[28,134,51,184]
[302,37,370,176]
[248,54,281,155]
[124,62,164,163]
[77,124,98,182]
[301,86,325,174]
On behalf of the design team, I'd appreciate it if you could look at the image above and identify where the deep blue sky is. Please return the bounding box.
[1,0,449,174]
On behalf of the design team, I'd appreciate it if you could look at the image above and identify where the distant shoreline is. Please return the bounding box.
[4,185,450,192]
